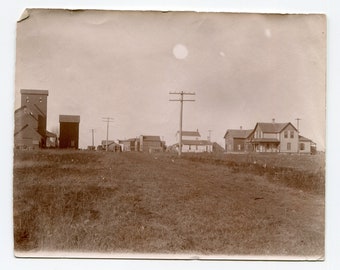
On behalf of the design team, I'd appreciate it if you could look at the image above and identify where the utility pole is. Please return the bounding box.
[102,117,114,151]
[295,118,301,133]
[169,91,195,156]
[89,129,95,148]
[208,130,212,142]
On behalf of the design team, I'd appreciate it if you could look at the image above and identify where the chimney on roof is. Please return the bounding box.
[240,126,243,130]
[272,118,275,123]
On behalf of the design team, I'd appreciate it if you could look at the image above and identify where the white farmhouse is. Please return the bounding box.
[176,130,213,153]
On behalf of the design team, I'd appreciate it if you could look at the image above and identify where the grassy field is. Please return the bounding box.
[13,150,325,258]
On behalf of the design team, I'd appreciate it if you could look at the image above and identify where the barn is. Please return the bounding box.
[59,115,80,149]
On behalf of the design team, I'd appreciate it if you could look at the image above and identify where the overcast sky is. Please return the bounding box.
[15,9,326,149]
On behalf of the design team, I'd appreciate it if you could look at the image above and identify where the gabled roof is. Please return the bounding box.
[254,122,298,133]
[101,140,118,146]
[299,135,313,142]
[141,135,161,141]
[224,129,253,139]
[118,138,137,143]
[257,122,288,133]
[212,142,225,152]
[46,130,57,138]
[179,130,201,137]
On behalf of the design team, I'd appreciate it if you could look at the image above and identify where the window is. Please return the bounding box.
[284,131,288,138]
[287,142,291,150]
[290,131,294,138]
[238,144,241,151]
[26,97,29,103]
[300,143,305,151]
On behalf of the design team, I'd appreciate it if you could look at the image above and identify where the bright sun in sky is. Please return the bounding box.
[173,44,188,59]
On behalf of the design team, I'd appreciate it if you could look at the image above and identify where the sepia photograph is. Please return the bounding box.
[13,9,326,259]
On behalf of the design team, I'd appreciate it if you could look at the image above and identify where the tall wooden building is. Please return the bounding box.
[59,115,80,149]
[14,89,56,149]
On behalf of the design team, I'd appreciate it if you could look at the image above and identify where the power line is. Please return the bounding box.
[102,117,114,152]
[169,91,195,156]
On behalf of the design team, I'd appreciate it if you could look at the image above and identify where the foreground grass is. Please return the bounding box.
[13,150,325,257]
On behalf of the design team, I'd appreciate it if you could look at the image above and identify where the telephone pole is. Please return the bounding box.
[89,129,95,148]
[102,117,114,151]
[295,118,301,133]
[169,91,195,156]
[208,130,212,142]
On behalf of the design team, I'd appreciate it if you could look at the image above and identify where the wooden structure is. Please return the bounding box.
[59,115,80,149]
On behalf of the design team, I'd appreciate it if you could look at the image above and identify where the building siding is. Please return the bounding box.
[59,122,79,149]
[182,144,213,153]
[279,126,298,153]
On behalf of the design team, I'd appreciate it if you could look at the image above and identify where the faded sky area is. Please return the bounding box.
[15,9,326,149]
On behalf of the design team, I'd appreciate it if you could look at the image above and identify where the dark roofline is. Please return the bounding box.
[261,122,297,132]
[140,135,161,141]
[46,130,57,138]
[21,89,49,95]
[223,129,253,139]
[299,135,314,142]
[178,130,201,137]
[101,140,117,146]
[248,122,297,137]
[59,115,80,123]
[118,138,137,143]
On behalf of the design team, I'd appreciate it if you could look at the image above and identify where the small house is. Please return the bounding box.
[139,135,163,152]
[224,128,253,153]
[118,138,138,152]
[101,140,121,152]
[176,130,213,153]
